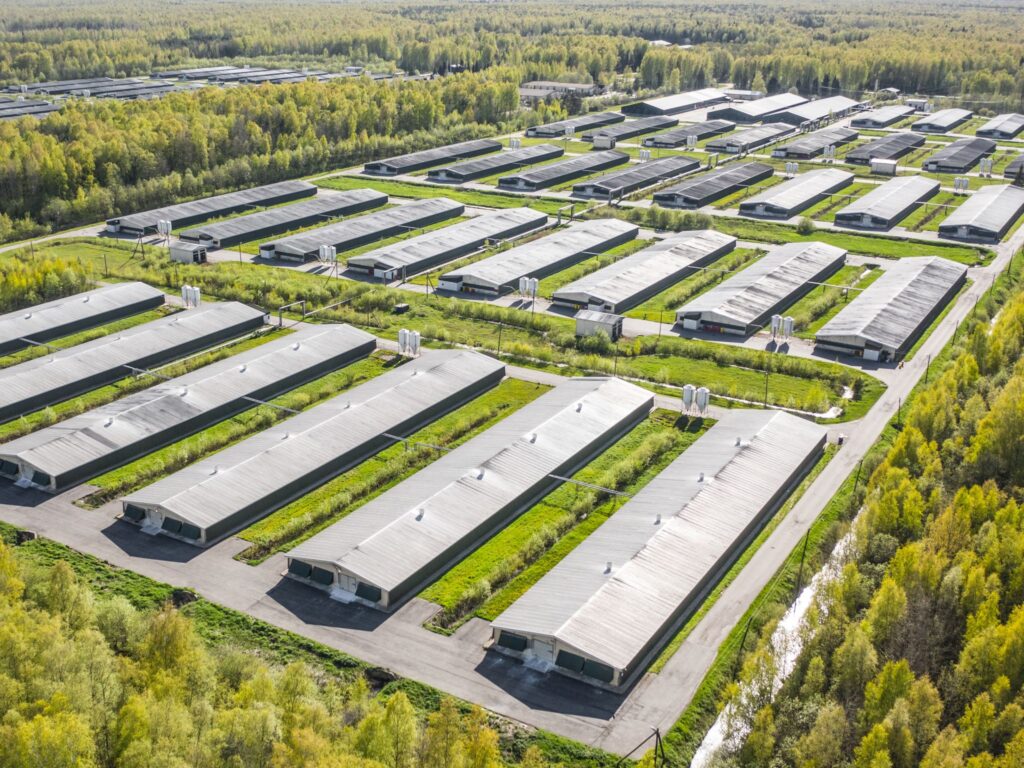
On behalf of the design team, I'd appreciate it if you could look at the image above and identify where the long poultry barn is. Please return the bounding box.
[771,127,858,159]
[850,105,915,128]
[844,133,924,164]
[642,119,735,148]
[120,350,505,546]
[620,88,728,117]
[362,139,501,175]
[258,198,465,262]
[976,113,1024,140]
[652,162,774,209]
[0,282,165,356]
[105,181,317,236]
[706,92,808,123]
[524,112,625,139]
[285,377,654,610]
[833,175,940,230]
[347,207,548,279]
[676,241,846,334]
[426,145,564,182]
[912,108,973,134]
[497,151,629,192]
[938,184,1024,242]
[704,123,794,153]
[0,326,374,492]
[922,138,996,173]
[815,256,967,361]
[579,115,679,142]
[489,409,826,690]
[0,302,266,424]
[738,168,853,218]
[571,156,700,200]
[178,190,387,249]
[768,96,863,126]
[437,219,638,295]
[552,230,737,313]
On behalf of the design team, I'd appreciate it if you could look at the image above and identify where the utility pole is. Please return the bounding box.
[764,369,769,406]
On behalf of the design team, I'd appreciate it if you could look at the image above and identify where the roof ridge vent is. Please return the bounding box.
[698,471,705,482]
[604,561,613,574]
[655,513,661,525]
[415,507,425,521]
[473,467,485,480]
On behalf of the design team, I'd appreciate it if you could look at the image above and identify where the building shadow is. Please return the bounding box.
[264,578,390,631]
[99,518,205,564]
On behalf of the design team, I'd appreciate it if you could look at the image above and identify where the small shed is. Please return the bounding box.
[575,309,623,341]
[170,241,208,264]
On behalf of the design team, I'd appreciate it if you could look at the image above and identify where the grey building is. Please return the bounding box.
[707,92,808,123]
[1004,155,1024,180]
[912,108,973,134]
[105,181,317,236]
[976,113,1024,140]
[363,139,501,176]
[497,150,628,192]
[938,184,1024,242]
[347,208,549,279]
[0,100,61,121]
[0,282,165,356]
[844,132,924,164]
[676,241,846,334]
[834,175,940,230]
[571,156,700,200]
[426,145,563,182]
[490,410,826,689]
[620,88,728,117]
[121,350,505,546]
[286,377,654,610]
[0,302,266,424]
[642,119,735,148]
[771,127,858,160]
[580,115,679,142]
[921,137,995,174]
[438,219,638,295]
[652,162,774,208]
[850,105,915,129]
[525,112,625,139]
[178,190,387,249]
[0,326,374,491]
[739,168,853,218]
[705,123,794,154]
[552,230,736,313]
[259,198,464,262]
[768,96,863,126]
[815,256,967,361]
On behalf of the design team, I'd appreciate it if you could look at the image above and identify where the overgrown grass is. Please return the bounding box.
[79,353,392,506]
[236,378,549,563]
[787,265,881,337]
[899,191,964,232]
[803,182,877,222]
[423,411,708,631]
[537,237,654,296]
[0,306,174,369]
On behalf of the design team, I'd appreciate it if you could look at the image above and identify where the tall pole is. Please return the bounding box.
[764,369,769,406]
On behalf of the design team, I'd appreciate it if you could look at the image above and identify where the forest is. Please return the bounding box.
[1,0,1023,238]
[708,259,1024,767]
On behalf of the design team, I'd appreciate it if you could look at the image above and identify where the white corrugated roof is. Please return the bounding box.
[554,230,736,309]
[0,325,374,480]
[441,219,637,291]
[289,377,653,595]
[740,168,853,214]
[492,410,826,672]
[0,282,165,352]
[940,184,1024,235]
[816,257,966,352]
[677,241,846,327]
[122,350,505,532]
[835,175,939,220]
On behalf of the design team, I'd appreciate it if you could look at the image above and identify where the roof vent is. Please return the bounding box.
[527,432,537,444]
[655,513,661,525]
[211,465,221,475]
[82,295,90,303]
[415,508,425,521]
[292,341,301,351]
[698,471,705,482]
[23,312,31,319]
[576,402,583,413]
[281,431,290,440]
[604,561,613,574]
[735,436,741,446]
[474,468,485,480]
[180,387,188,397]
[104,416,114,427]
[239,363,247,373]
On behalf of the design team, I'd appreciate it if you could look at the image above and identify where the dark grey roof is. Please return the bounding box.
[525,112,625,138]
[498,151,628,190]
[572,156,699,197]
[912,108,973,132]
[1003,155,1024,179]
[581,115,679,141]
[844,132,924,163]
[620,88,728,117]
[851,105,915,128]
[707,92,807,121]
[652,162,774,207]
[976,113,1024,138]
[705,123,793,152]
[769,96,862,124]
[426,144,564,181]
[364,139,501,174]
[642,119,735,147]
[772,127,858,158]
[922,137,995,172]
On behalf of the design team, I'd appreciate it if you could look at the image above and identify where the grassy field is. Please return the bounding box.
[0,327,282,443]
[803,182,877,222]
[709,216,990,264]
[624,247,763,320]
[317,174,567,215]
[899,191,965,232]
[0,305,174,369]
[423,410,708,629]
[236,378,548,563]
[80,352,392,507]
[787,265,882,337]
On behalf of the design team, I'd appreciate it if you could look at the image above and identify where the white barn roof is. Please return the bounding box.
[288,377,653,601]
[676,241,846,328]
[739,168,853,216]
[939,184,1024,239]
[834,175,939,221]
[816,257,966,354]
[491,410,826,677]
